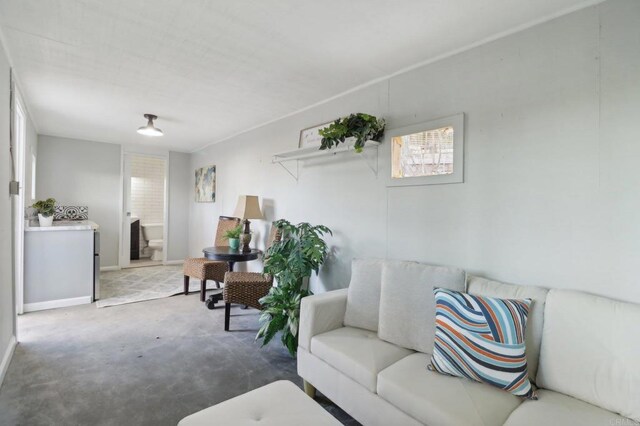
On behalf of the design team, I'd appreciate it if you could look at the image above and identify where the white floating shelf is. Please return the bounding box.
[272,140,380,181]
[272,140,380,163]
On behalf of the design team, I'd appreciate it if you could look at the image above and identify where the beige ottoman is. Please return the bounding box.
[178,380,342,425]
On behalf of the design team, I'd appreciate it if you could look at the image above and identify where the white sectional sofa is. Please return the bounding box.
[297,259,640,426]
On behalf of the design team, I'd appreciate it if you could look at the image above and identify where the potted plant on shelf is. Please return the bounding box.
[319,113,385,153]
[32,198,56,227]
[224,224,243,250]
[256,219,332,357]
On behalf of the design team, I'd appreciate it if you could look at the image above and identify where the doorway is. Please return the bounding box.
[120,153,168,269]
[13,92,26,316]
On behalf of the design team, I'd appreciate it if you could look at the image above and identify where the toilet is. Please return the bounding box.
[141,223,164,261]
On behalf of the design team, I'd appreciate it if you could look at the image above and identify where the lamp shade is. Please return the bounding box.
[233,195,264,220]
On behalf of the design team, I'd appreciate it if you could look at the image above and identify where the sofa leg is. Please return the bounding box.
[200,280,206,302]
[303,380,316,399]
[183,275,189,295]
[224,303,231,331]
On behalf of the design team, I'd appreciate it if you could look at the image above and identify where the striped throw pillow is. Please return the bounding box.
[428,288,537,399]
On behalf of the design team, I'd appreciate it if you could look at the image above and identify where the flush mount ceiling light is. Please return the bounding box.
[137,114,163,137]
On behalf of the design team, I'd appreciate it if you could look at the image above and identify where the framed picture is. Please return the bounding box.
[299,120,334,149]
[195,165,216,202]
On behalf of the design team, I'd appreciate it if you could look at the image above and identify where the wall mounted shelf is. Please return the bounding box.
[272,140,380,181]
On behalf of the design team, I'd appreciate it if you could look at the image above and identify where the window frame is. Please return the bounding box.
[386,113,464,187]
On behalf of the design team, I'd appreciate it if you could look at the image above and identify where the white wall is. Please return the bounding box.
[167,151,190,261]
[35,138,191,268]
[190,1,640,304]
[36,135,121,267]
[0,36,40,384]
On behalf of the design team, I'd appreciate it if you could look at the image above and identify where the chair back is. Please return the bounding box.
[215,216,241,246]
[265,223,282,252]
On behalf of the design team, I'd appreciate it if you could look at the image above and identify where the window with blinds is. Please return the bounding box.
[392,126,454,178]
[387,113,464,187]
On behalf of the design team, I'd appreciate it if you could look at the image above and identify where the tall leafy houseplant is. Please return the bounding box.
[257,219,332,356]
[319,113,385,153]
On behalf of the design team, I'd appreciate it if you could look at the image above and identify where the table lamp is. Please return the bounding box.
[233,195,264,252]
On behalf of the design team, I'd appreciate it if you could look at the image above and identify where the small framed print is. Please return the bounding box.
[195,165,216,202]
[299,121,334,149]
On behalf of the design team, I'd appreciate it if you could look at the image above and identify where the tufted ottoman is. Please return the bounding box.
[178,380,342,426]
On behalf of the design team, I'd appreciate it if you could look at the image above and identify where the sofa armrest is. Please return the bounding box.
[298,288,348,351]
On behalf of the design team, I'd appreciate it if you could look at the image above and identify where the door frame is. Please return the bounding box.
[119,150,169,268]
[13,91,26,316]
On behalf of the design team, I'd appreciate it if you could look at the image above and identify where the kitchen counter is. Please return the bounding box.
[25,220,99,232]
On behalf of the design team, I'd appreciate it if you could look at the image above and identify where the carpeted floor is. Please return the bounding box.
[0,292,359,425]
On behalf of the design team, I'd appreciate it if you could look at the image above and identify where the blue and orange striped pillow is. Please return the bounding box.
[428,288,537,399]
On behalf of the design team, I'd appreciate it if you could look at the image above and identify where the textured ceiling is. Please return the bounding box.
[0,0,596,152]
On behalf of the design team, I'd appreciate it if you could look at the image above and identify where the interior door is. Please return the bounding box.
[13,95,26,315]
[120,154,132,268]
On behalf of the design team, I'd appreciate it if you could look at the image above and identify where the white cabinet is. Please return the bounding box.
[24,221,98,312]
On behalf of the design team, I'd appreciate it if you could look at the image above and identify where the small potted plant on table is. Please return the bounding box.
[32,198,56,227]
[224,224,242,250]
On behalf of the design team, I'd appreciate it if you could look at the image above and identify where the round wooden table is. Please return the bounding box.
[202,247,261,270]
[201,247,262,309]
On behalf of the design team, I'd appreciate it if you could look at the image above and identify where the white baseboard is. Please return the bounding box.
[164,259,184,265]
[24,296,92,312]
[100,265,120,272]
[0,336,17,387]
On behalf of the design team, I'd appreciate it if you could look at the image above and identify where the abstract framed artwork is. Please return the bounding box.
[195,165,216,202]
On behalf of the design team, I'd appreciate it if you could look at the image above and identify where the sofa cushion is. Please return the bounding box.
[467,275,548,383]
[537,289,640,422]
[504,389,632,426]
[378,353,522,426]
[429,288,536,398]
[343,258,384,331]
[379,261,466,353]
[310,326,413,393]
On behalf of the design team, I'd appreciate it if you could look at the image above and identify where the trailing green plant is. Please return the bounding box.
[32,198,56,217]
[319,113,385,153]
[223,224,243,240]
[256,219,332,356]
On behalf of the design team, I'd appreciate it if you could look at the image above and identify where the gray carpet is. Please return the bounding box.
[0,292,359,425]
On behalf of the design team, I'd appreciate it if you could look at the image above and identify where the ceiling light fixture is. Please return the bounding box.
[137,114,163,137]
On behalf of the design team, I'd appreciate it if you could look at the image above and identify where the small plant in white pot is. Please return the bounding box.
[32,198,56,227]
[224,224,242,250]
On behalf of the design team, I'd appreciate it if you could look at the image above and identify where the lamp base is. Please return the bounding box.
[241,219,252,252]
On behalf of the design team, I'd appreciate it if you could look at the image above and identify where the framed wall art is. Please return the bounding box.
[299,120,334,149]
[195,165,216,202]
